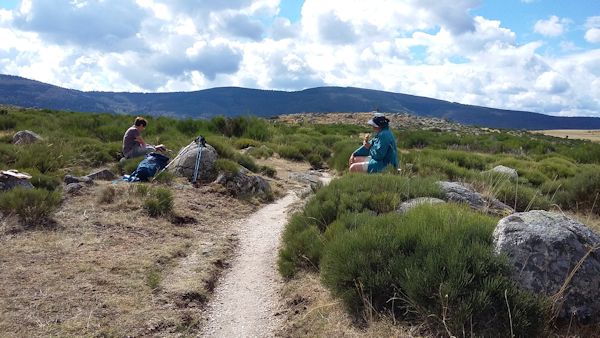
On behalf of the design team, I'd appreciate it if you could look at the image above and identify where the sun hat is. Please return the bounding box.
[367,112,389,128]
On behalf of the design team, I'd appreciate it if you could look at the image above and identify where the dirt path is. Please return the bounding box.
[201,192,299,338]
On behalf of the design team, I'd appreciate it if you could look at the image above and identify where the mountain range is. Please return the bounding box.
[1,74,599,130]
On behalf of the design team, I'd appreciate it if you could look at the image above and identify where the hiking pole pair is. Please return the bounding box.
[192,136,206,184]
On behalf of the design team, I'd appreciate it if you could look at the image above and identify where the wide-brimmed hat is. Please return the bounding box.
[367,112,389,128]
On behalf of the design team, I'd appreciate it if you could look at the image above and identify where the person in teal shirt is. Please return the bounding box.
[349,113,398,173]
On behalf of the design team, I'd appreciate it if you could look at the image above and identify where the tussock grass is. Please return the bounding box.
[0,187,61,227]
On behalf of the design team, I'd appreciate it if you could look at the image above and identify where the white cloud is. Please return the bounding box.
[585,16,600,43]
[0,0,598,117]
[534,15,570,37]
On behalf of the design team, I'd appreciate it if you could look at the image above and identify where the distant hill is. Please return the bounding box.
[1,74,599,130]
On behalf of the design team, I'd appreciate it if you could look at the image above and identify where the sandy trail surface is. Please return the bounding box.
[201,193,299,338]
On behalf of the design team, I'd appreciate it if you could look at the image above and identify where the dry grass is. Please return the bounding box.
[0,179,255,337]
[277,272,429,338]
[534,130,600,142]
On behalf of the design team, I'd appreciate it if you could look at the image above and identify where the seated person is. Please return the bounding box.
[122,116,165,159]
[349,113,398,173]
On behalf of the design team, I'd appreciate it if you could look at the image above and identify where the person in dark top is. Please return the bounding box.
[122,117,164,159]
[349,112,398,173]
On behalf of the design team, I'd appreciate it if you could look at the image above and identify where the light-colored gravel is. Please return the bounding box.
[201,193,299,338]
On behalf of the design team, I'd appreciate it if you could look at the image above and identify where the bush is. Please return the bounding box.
[236,153,259,172]
[144,187,174,217]
[0,187,61,226]
[328,140,359,172]
[30,172,61,191]
[556,165,600,214]
[153,170,175,185]
[279,175,443,277]
[215,158,240,175]
[206,136,237,159]
[234,138,261,149]
[248,145,274,159]
[278,145,304,161]
[119,157,144,175]
[0,115,17,130]
[14,142,70,173]
[320,204,547,337]
[260,165,276,178]
[307,154,323,169]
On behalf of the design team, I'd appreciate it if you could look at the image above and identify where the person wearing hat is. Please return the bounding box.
[349,113,398,173]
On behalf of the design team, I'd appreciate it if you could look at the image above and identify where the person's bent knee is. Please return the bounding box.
[350,163,367,172]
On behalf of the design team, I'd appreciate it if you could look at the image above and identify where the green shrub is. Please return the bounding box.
[328,140,359,172]
[236,153,258,172]
[0,187,62,226]
[14,142,70,173]
[320,204,547,337]
[144,187,174,217]
[0,115,17,130]
[307,154,323,169]
[30,172,61,191]
[278,145,304,161]
[206,136,237,159]
[493,182,552,212]
[278,214,324,278]
[119,157,144,175]
[135,184,150,197]
[279,175,444,277]
[234,138,261,149]
[556,165,600,214]
[154,170,175,185]
[215,159,240,175]
[248,145,274,159]
[260,165,276,178]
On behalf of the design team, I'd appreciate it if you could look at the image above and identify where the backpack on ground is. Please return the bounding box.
[127,153,170,182]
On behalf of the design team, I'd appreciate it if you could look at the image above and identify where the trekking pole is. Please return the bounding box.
[192,136,206,184]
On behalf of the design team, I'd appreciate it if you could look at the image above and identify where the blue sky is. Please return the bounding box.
[0,0,598,117]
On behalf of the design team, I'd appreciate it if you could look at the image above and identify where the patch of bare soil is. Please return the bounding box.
[0,179,256,337]
[534,129,600,142]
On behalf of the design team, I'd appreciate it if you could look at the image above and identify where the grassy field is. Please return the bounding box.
[2,106,600,336]
[535,129,600,142]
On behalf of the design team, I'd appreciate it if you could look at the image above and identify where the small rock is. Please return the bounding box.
[86,169,116,181]
[491,165,518,179]
[0,170,34,191]
[12,130,42,145]
[397,197,446,214]
[64,183,84,194]
[437,181,513,216]
[64,175,93,185]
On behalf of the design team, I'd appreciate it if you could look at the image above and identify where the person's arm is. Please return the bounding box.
[135,135,147,147]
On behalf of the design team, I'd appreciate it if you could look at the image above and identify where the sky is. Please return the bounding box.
[0,1,598,117]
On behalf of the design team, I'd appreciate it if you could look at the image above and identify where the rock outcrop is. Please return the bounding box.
[437,181,513,216]
[12,130,42,145]
[86,169,117,181]
[214,168,272,201]
[168,142,218,182]
[64,175,93,185]
[493,211,600,322]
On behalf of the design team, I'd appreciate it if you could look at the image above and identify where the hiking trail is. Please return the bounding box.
[200,192,299,337]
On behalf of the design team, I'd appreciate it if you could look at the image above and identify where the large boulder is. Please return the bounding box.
[168,142,218,182]
[214,168,272,201]
[0,170,33,191]
[493,211,600,322]
[13,130,42,145]
[437,181,513,216]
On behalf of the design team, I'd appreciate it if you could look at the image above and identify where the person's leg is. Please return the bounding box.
[349,161,369,172]
[125,145,154,159]
[349,155,369,167]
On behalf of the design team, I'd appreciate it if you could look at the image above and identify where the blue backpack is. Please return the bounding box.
[127,153,170,182]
